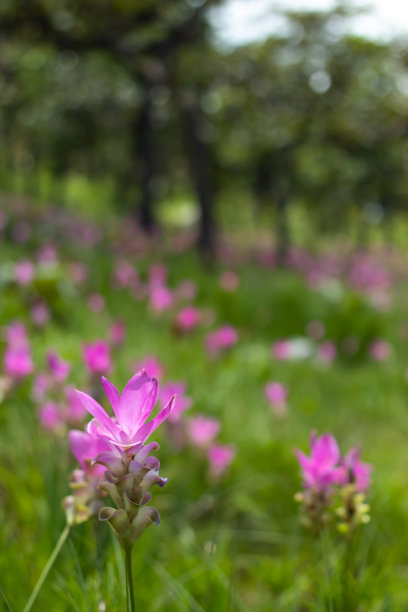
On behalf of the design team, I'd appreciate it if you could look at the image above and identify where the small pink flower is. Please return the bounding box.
[39,401,63,431]
[265,382,288,416]
[68,262,88,284]
[3,344,34,379]
[272,340,291,361]
[14,260,34,285]
[4,322,28,346]
[31,303,50,327]
[112,260,138,289]
[65,387,88,423]
[219,271,239,292]
[369,340,390,362]
[83,341,111,375]
[135,356,164,379]
[68,430,111,478]
[295,432,345,493]
[160,382,192,423]
[37,245,57,264]
[341,448,372,493]
[110,320,125,346]
[175,306,200,332]
[88,293,105,313]
[208,444,236,478]
[150,286,174,313]
[148,264,167,288]
[205,326,238,357]
[177,280,197,301]
[32,373,52,401]
[187,415,220,447]
[317,341,337,364]
[47,351,71,382]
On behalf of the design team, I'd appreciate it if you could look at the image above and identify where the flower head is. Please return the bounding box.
[76,370,175,451]
[295,432,344,493]
[83,340,111,375]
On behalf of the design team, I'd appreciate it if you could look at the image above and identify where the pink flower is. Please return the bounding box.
[272,340,291,361]
[32,373,52,401]
[76,370,175,451]
[175,306,200,332]
[110,320,125,346]
[341,448,372,493]
[369,340,390,362]
[208,444,236,478]
[187,415,220,447]
[112,260,138,289]
[83,341,111,375]
[317,341,337,364]
[3,344,34,379]
[39,401,63,431]
[160,382,192,423]
[295,432,345,492]
[31,302,50,327]
[205,326,238,357]
[176,280,197,301]
[219,271,239,292]
[265,382,288,416]
[14,260,34,285]
[4,322,28,346]
[148,264,167,288]
[135,356,164,379]
[47,351,71,382]
[87,293,105,313]
[150,285,174,313]
[68,430,111,478]
[65,387,88,423]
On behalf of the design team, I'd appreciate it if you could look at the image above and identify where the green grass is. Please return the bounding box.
[1,200,408,611]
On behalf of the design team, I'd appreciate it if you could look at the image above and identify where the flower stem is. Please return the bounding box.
[23,524,70,612]
[125,547,136,612]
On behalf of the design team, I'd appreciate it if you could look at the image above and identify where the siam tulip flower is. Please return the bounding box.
[160,382,192,424]
[208,444,236,478]
[205,326,238,357]
[31,302,50,327]
[219,270,239,292]
[3,344,34,380]
[32,373,52,401]
[110,320,125,346]
[112,260,138,289]
[175,306,200,333]
[187,415,220,448]
[37,245,57,264]
[295,432,344,493]
[264,382,288,417]
[47,351,71,383]
[150,285,174,314]
[76,370,175,452]
[39,401,63,432]
[14,260,34,285]
[135,356,164,379]
[148,263,167,288]
[87,293,105,313]
[272,340,291,361]
[4,321,28,346]
[83,340,112,375]
[369,339,390,362]
[340,448,372,493]
[317,341,337,364]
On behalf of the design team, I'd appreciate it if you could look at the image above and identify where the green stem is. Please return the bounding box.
[125,547,136,612]
[23,524,70,612]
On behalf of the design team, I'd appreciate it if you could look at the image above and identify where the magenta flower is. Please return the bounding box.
[87,293,105,313]
[39,401,63,431]
[272,340,291,361]
[47,351,71,382]
[369,339,390,362]
[295,432,345,492]
[205,325,238,357]
[3,344,34,379]
[135,356,164,379]
[160,382,192,423]
[317,341,337,364]
[265,382,288,416]
[341,448,372,493]
[65,387,88,423]
[76,370,175,450]
[187,415,220,447]
[69,430,111,477]
[4,322,28,346]
[175,306,200,332]
[14,260,34,285]
[83,340,112,375]
[150,285,174,313]
[110,320,125,346]
[31,302,50,327]
[208,444,236,478]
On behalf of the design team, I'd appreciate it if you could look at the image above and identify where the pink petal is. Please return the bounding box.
[135,396,175,443]
[119,370,159,434]
[101,376,121,420]
[76,390,119,438]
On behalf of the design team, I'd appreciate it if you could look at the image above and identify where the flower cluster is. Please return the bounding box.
[65,370,174,550]
[295,432,371,534]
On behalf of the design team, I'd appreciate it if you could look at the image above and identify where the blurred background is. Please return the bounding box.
[1,0,408,254]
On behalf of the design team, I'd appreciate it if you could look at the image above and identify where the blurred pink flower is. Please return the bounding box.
[135,356,164,379]
[369,340,390,362]
[341,448,372,493]
[175,306,200,332]
[65,387,88,423]
[87,293,105,313]
[219,271,239,292]
[208,444,236,478]
[112,260,138,289]
[39,401,63,431]
[265,382,288,416]
[205,326,238,357]
[110,320,125,346]
[32,373,52,401]
[317,341,337,364]
[160,382,192,423]
[272,340,291,361]
[31,302,50,327]
[47,350,71,382]
[14,260,34,285]
[176,280,197,301]
[187,415,220,447]
[149,264,167,288]
[295,432,345,493]
[83,341,111,375]
[3,344,34,379]
[150,285,174,313]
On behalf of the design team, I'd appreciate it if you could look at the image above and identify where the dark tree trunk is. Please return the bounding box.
[134,94,157,234]
[182,104,215,258]
[276,178,290,265]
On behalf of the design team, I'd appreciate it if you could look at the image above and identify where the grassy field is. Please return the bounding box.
[1,199,408,611]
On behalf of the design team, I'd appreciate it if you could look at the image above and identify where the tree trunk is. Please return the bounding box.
[134,94,157,234]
